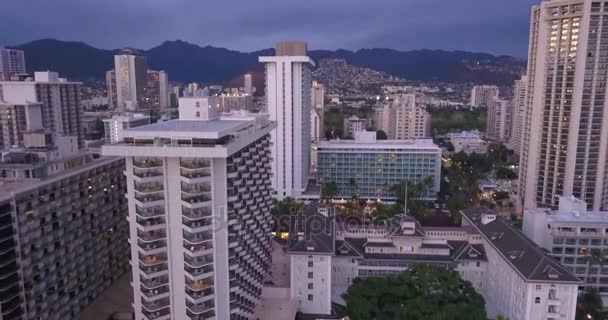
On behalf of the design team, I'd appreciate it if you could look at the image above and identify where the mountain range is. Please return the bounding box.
[10,39,526,86]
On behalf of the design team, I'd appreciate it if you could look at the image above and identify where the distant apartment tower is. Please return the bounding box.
[260,42,314,199]
[0,48,26,80]
[145,70,170,110]
[375,94,430,139]
[103,98,276,320]
[310,108,324,142]
[0,71,83,149]
[342,115,367,138]
[106,70,117,110]
[470,85,499,107]
[113,49,148,112]
[243,73,253,95]
[485,98,512,141]
[312,81,325,109]
[520,0,608,210]
[510,75,527,155]
[220,94,254,112]
[103,113,151,144]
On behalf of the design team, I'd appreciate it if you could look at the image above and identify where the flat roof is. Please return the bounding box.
[461,206,581,283]
[124,119,251,139]
[317,139,440,151]
[532,208,608,225]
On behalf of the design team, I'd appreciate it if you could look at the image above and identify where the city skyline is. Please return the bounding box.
[0,0,536,57]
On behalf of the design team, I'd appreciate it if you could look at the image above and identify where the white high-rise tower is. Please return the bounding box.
[114,49,148,112]
[520,0,608,211]
[259,42,314,199]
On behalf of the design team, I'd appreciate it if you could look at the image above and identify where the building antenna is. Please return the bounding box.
[404,182,408,216]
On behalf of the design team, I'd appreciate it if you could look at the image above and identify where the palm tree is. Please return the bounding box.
[585,249,606,285]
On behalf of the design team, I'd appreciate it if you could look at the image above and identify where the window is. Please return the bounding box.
[308,261,313,268]
[535,297,541,304]
[196,102,200,108]
[308,283,313,289]
[308,272,313,279]
[195,111,200,117]
[308,294,313,301]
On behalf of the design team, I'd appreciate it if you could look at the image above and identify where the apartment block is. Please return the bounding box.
[524,196,608,301]
[0,48,26,81]
[375,94,430,140]
[510,75,527,155]
[486,98,512,142]
[470,85,499,108]
[259,42,314,199]
[342,115,367,138]
[316,132,441,201]
[103,113,150,144]
[102,99,276,320]
[0,71,83,149]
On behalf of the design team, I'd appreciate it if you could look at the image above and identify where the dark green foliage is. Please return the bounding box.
[496,167,517,180]
[428,107,486,135]
[344,265,487,320]
[271,197,303,216]
[576,288,604,320]
[376,130,388,140]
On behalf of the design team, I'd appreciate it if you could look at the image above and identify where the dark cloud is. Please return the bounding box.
[0,0,538,56]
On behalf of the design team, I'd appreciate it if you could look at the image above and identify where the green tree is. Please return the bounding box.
[576,288,603,320]
[496,167,517,180]
[376,130,388,140]
[270,197,303,216]
[391,176,434,219]
[344,265,487,320]
[321,181,338,200]
[493,191,510,202]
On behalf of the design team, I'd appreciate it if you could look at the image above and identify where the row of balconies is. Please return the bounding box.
[135,182,164,194]
[140,275,169,289]
[186,300,215,314]
[142,296,170,312]
[180,159,211,170]
[141,284,170,300]
[182,207,212,220]
[138,239,167,253]
[139,262,169,277]
[184,255,213,268]
[142,306,170,320]
[138,230,166,242]
[136,206,165,218]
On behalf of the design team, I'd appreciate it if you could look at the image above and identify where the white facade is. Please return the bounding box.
[159,70,170,109]
[375,94,430,140]
[114,49,148,112]
[312,81,325,110]
[510,75,528,155]
[102,109,276,320]
[462,208,580,320]
[178,96,221,120]
[470,85,499,107]
[520,0,608,210]
[448,131,488,154]
[342,115,367,138]
[243,73,253,95]
[0,48,26,80]
[524,196,608,301]
[103,113,150,144]
[259,42,314,199]
[310,107,323,142]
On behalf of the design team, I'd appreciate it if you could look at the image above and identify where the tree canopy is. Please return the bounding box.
[270,197,303,216]
[344,265,487,320]
[576,287,604,320]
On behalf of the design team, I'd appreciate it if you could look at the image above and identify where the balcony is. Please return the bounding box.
[136,206,164,218]
[133,158,163,169]
[181,170,211,183]
[137,230,166,242]
[137,217,166,232]
[186,287,214,303]
[141,284,170,300]
[185,265,214,280]
[135,182,164,194]
[140,275,169,289]
[186,279,214,292]
[139,253,167,266]
[183,218,212,232]
[180,159,211,170]
[183,241,213,256]
[181,182,211,195]
[139,263,168,277]
[182,195,211,209]
[186,300,214,314]
[133,168,163,182]
[142,296,170,312]
[182,207,212,220]
[142,305,170,320]
[184,255,213,268]
[138,239,167,253]
[135,194,164,208]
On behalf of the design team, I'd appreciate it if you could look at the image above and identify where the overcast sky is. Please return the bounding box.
[0,0,538,57]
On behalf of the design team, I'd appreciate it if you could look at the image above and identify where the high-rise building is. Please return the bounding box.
[144,70,170,110]
[106,70,117,110]
[523,196,608,301]
[243,73,253,95]
[470,85,499,107]
[510,75,527,155]
[485,98,512,142]
[317,131,441,200]
[186,83,199,97]
[102,98,276,320]
[114,49,148,112]
[259,42,314,199]
[0,71,84,149]
[375,94,430,139]
[311,81,324,110]
[520,0,608,210]
[103,113,151,144]
[0,48,26,80]
[310,107,323,142]
[220,94,254,112]
[0,71,129,320]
